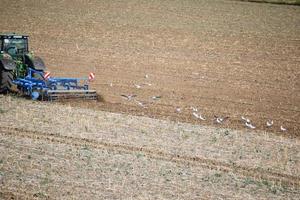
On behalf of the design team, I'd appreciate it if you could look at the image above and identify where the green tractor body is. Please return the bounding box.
[0,33,45,93]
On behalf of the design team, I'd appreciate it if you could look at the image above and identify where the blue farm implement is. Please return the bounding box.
[13,68,97,101]
[0,33,97,100]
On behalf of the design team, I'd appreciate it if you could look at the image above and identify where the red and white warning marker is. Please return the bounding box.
[88,72,95,81]
[44,71,51,80]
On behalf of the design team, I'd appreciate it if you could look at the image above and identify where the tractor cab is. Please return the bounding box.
[0,33,29,57]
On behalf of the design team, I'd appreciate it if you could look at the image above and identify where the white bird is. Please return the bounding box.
[152,96,161,100]
[145,74,149,79]
[266,120,273,127]
[280,126,287,132]
[241,116,251,123]
[135,100,147,108]
[193,112,206,121]
[134,84,141,89]
[215,116,229,124]
[245,122,256,129]
[176,108,181,113]
[121,94,137,101]
[191,107,198,112]
[192,112,200,119]
[110,82,113,87]
[199,114,206,121]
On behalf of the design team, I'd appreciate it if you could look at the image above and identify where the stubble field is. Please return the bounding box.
[1,95,300,199]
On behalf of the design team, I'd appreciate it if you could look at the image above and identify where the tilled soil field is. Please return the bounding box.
[0,0,299,135]
[0,95,300,199]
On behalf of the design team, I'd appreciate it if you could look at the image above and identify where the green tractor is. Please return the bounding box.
[0,33,46,93]
[0,33,96,100]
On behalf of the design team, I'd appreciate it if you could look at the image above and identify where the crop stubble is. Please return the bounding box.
[1,96,300,198]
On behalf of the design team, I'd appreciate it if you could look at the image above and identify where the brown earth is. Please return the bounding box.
[0,0,299,135]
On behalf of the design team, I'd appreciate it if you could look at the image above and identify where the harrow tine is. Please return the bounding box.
[46,90,97,101]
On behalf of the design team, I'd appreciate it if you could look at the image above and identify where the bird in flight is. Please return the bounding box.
[214,116,229,124]
[245,122,256,129]
[191,107,198,112]
[241,116,251,123]
[134,84,141,89]
[192,112,206,121]
[152,96,161,100]
[121,94,137,101]
[134,100,147,108]
[280,126,287,132]
[266,120,273,127]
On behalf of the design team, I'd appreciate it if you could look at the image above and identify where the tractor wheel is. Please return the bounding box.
[0,66,14,94]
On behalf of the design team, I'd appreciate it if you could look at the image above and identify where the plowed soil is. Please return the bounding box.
[1,0,299,135]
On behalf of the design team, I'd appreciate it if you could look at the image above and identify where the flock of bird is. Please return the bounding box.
[118,74,288,132]
[188,107,287,132]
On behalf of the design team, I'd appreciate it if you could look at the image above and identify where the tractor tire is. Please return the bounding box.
[0,66,14,94]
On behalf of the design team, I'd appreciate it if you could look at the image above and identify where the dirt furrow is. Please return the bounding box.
[1,126,299,188]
